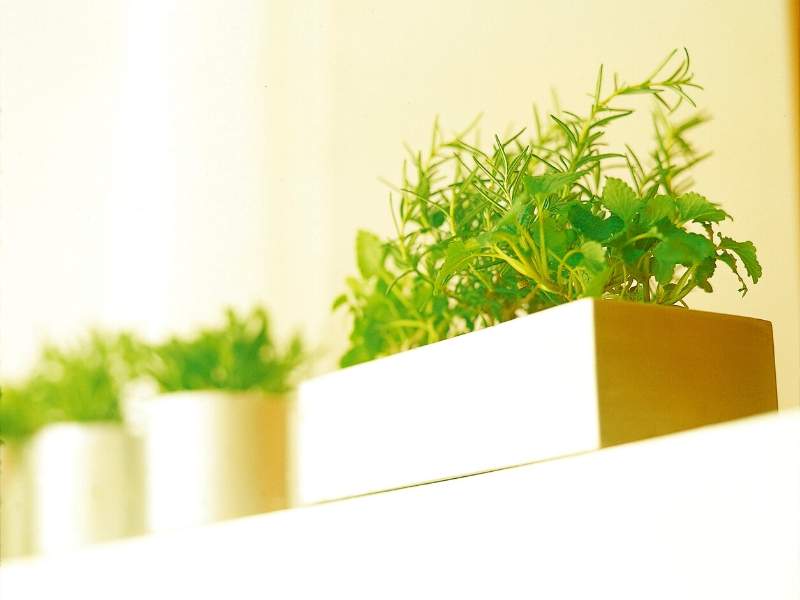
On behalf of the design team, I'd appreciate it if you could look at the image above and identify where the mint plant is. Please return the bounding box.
[336,50,761,367]
[140,307,305,394]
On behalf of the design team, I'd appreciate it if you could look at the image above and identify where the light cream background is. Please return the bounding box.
[1,0,798,406]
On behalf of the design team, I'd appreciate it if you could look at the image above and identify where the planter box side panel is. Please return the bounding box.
[593,301,778,446]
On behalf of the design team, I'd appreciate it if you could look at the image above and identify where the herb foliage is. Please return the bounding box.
[0,333,138,440]
[140,307,305,394]
[336,50,761,367]
[0,308,305,440]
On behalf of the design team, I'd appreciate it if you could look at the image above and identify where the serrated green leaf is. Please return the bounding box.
[719,237,762,283]
[694,255,716,292]
[622,245,646,265]
[652,230,716,285]
[569,242,609,297]
[717,250,737,272]
[568,204,624,242]
[578,241,606,271]
[652,258,675,285]
[655,231,716,265]
[356,230,383,278]
[602,177,641,222]
[655,216,681,237]
[435,238,481,289]
[530,215,574,257]
[675,192,729,224]
[639,195,677,227]
[718,250,749,294]
[582,267,611,297]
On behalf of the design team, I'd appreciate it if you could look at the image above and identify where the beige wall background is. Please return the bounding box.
[2,1,798,407]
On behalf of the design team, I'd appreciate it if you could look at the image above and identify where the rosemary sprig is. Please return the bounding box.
[336,49,761,367]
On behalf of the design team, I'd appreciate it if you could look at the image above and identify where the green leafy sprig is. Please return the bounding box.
[336,49,761,367]
[0,308,306,440]
[0,332,138,440]
[140,307,305,394]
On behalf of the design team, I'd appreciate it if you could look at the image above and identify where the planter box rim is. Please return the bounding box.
[28,421,126,439]
[151,389,290,403]
[307,297,772,383]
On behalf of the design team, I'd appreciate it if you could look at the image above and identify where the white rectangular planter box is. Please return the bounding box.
[293,299,777,505]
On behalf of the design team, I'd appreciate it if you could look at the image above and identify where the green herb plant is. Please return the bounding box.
[0,332,139,441]
[336,49,761,367]
[140,307,305,395]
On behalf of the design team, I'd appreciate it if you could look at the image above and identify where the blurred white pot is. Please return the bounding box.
[0,441,30,559]
[141,391,290,533]
[26,423,144,556]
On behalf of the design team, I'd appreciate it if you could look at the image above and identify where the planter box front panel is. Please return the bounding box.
[295,301,601,504]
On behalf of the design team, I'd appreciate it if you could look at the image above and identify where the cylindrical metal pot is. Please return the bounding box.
[26,423,144,555]
[141,391,290,533]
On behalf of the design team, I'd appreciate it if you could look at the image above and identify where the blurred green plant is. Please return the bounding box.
[336,49,761,367]
[140,307,305,394]
[0,333,138,441]
[0,308,304,440]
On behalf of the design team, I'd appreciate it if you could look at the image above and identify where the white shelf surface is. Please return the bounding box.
[2,410,798,599]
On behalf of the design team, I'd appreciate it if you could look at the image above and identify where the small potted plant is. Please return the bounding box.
[295,50,777,505]
[0,333,144,557]
[135,306,305,532]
